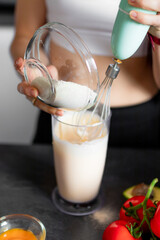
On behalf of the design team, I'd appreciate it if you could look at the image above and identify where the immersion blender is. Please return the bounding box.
[96,0,156,120]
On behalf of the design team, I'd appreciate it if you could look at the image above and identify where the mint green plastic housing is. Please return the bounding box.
[111,0,156,60]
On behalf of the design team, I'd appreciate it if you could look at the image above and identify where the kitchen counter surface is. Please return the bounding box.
[0,144,159,239]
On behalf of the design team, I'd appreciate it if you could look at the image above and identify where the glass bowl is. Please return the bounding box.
[0,214,46,240]
[24,22,99,111]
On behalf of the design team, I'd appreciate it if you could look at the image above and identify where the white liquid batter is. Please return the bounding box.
[31,77,97,110]
[52,111,109,203]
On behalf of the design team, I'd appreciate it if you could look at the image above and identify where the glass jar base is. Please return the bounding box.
[52,187,102,216]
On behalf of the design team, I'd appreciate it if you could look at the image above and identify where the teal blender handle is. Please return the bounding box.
[111,0,156,60]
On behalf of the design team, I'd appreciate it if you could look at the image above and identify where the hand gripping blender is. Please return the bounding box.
[97,0,156,121]
[111,0,156,60]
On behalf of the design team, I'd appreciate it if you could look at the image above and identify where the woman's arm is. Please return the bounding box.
[10,0,46,61]
[10,0,63,116]
[127,0,160,88]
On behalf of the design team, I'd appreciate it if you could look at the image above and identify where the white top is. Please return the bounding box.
[45,0,148,57]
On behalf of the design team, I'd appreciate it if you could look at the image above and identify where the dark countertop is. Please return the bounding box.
[0,144,159,240]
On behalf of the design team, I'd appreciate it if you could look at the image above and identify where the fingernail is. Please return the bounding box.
[130,11,138,18]
[18,86,24,94]
[15,58,21,66]
[31,88,38,97]
[56,110,63,116]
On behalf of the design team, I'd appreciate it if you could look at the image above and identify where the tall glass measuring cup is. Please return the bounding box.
[52,106,111,216]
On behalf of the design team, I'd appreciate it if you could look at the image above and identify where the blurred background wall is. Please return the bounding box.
[0,0,39,144]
